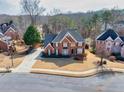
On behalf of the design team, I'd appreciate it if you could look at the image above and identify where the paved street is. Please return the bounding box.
[0,72,124,92]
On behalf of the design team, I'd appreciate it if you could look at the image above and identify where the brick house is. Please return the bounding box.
[96,29,124,57]
[0,22,20,40]
[0,22,20,51]
[44,29,85,57]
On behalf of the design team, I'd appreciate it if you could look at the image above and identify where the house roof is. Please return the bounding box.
[44,34,56,47]
[96,29,119,41]
[0,32,4,38]
[0,22,17,34]
[120,36,124,42]
[52,29,84,43]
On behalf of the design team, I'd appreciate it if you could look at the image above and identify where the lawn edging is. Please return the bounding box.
[0,68,12,73]
[31,68,124,77]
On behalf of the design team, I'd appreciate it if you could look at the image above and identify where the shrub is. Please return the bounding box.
[90,48,96,54]
[111,53,121,57]
[23,25,41,46]
[116,56,124,61]
[109,56,116,62]
[85,44,89,49]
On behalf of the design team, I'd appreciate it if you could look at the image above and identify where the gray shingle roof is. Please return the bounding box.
[0,32,4,38]
[120,36,124,42]
[44,34,56,47]
[96,29,118,41]
[0,23,17,34]
[52,29,84,43]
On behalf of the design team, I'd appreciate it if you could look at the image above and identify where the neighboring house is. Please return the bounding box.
[44,29,85,57]
[0,36,12,51]
[96,29,124,57]
[0,22,20,40]
[0,21,19,51]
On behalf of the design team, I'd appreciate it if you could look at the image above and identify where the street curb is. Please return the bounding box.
[31,68,124,77]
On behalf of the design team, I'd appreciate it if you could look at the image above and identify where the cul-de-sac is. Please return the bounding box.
[1,0,124,92]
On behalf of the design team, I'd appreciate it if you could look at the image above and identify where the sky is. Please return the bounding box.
[0,0,124,15]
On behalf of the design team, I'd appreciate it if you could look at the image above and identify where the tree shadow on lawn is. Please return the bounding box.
[12,49,37,59]
[35,55,82,67]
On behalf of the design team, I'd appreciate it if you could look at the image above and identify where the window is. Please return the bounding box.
[71,43,75,47]
[77,48,83,54]
[62,49,68,55]
[56,43,58,47]
[56,49,58,55]
[78,42,82,46]
[115,42,120,46]
[63,42,68,47]
[48,49,51,56]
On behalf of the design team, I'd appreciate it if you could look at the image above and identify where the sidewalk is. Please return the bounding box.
[13,48,43,73]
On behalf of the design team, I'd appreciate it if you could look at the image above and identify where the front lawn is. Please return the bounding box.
[32,50,98,71]
[0,45,27,69]
[0,53,25,68]
[32,50,124,72]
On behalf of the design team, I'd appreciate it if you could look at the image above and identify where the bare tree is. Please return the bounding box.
[21,0,45,25]
[49,8,62,16]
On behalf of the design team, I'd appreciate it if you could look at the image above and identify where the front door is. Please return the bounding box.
[62,49,68,55]
[56,49,58,55]
[48,49,51,56]
[71,49,75,55]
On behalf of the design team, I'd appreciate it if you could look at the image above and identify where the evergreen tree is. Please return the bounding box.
[23,25,41,46]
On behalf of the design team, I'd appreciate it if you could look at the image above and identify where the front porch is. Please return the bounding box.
[44,47,84,57]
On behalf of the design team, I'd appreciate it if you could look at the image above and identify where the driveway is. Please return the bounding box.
[13,48,44,73]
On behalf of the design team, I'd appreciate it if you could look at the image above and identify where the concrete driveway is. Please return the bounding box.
[13,48,44,73]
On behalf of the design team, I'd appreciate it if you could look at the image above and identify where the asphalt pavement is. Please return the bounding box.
[0,72,124,92]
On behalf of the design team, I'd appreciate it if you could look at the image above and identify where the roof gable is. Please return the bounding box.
[52,29,84,43]
[44,34,56,47]
[4,27,16,35]
[120,36,124,42]
[45,43,54,50]
[114,37,123,42]
[60,32,77,43]
[106,36,113,41]
[0,22,17,34]
[96,29,118,41]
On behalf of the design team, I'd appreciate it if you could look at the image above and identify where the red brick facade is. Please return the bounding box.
[4,28,20,40]
[0,40,8,51]
[45,35,84,56]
